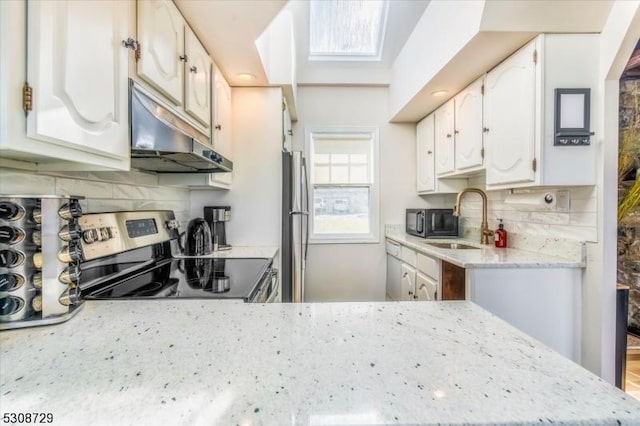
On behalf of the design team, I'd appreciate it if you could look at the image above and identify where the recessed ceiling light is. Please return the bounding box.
[237,73,256,81]
[431,90,448,97]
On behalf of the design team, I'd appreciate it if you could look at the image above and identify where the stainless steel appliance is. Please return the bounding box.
[76,210,278,304]
[129,81,233,174]
[0,195,85,330]
[204,206,231,251]
[281,151,309,303]
[406,208,458,238]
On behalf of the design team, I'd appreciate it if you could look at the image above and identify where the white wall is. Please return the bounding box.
[587,0,640,382]
[0,168,191,225]
[293,86,448,302]
[190,87,283,247]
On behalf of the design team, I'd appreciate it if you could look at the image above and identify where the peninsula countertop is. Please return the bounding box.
[386,233,585,269]
[1,300,638,425]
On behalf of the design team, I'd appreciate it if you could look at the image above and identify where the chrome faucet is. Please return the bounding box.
[453,188,494,245]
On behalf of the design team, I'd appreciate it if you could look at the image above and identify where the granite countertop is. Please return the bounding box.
[175,246,279,259]
[2,300,639,425]
[386,233,585,269]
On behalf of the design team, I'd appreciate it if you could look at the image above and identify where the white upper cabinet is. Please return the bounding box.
[184,27,212,126]
[416,114,435,193]
[210,64,233,186]
[416,113,467,194]
[434,99,455,175]
[454,78,484,172]
[137,0,216,136]
[21,0,130,168]
[484,40,537,187]
[483,34,599,190]
[137,0,184,106]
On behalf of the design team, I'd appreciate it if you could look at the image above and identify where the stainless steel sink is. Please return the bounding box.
[425,242,480,250]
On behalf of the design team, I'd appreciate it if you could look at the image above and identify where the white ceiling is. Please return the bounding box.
[288,0,430,86]
[174,0,287,87]
[175,0,429,87]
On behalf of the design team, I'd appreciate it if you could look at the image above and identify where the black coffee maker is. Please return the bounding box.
[204,206,231,251]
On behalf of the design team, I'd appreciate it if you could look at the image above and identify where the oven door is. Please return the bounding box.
[249,269,279,303]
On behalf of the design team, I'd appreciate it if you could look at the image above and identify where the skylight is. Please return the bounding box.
[309,0,388,60]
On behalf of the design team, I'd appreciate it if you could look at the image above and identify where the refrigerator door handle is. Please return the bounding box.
[289,211,309,216]
[302,158,310,262]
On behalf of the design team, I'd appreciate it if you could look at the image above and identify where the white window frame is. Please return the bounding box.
[305,127,380,244]
[307,0,389,62]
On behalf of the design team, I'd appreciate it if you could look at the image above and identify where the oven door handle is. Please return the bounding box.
[265,269,279,303]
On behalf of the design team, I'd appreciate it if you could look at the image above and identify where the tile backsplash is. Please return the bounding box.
[0,168,191,226]
[452,175,595,261]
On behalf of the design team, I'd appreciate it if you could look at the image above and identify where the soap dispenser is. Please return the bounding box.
[495,219,507,248]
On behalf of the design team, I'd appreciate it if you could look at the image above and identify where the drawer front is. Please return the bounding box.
[417,252,439,280]
[385,239,401,257]
[400,246,417,267]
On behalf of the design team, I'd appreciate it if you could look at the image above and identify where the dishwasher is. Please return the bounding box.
[385,240,402,301]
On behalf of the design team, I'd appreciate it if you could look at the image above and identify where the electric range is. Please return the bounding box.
[73,211,278,304]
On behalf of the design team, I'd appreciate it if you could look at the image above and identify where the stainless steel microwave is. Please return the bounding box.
[406,209,458,238]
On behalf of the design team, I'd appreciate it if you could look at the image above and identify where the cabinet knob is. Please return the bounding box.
[427,150,433,154]
[446,133,452,138]
[287,129,293,136]
[190,66,198,73]
[215,124,222,130]
[179,55,188,62]
[454,130,459,134]
[121,38,138,51]
[483,127,490,133]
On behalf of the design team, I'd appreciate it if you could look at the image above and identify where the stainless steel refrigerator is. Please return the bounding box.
[281,150,309,302]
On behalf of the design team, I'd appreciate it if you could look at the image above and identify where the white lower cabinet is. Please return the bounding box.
[416,272,438,301]
[400,263,416,301]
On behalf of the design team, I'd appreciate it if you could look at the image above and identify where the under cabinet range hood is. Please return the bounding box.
[129,81,232,173]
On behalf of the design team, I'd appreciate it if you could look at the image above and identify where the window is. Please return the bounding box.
[309,0,388,61]
[307,129,379,243]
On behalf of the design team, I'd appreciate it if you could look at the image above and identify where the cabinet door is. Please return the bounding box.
[434,99,455,175]
[416,114,435,192]
[137,0,184,106]
[484,41,537,186]
[400,263,416,301]
[283,100,293,152]
[211,65,233,185]
[184,27,211,127]
[454,78,484,171]
[386,254,402,301]
[26,0,129,160]
[416,272,438,301]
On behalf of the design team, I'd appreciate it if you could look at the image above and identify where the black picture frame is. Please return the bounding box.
[554,88,592,146]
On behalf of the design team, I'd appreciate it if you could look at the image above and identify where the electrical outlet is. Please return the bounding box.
[556,190,570,213]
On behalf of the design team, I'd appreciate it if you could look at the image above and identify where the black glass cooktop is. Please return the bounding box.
[80,258,271,302]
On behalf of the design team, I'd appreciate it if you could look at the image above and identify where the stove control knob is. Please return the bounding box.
[58,288,80,306]
[0,273,24,292]
[0,249,25,268]
[82,228,99,244]
[99,227,113,240]
[0,202,25,221]
[58,242,83,263]
[58,222,82,241]
[0,226,25,244]
[58,265,81,285]
[58,199,83,220]
[166,219,180,231]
